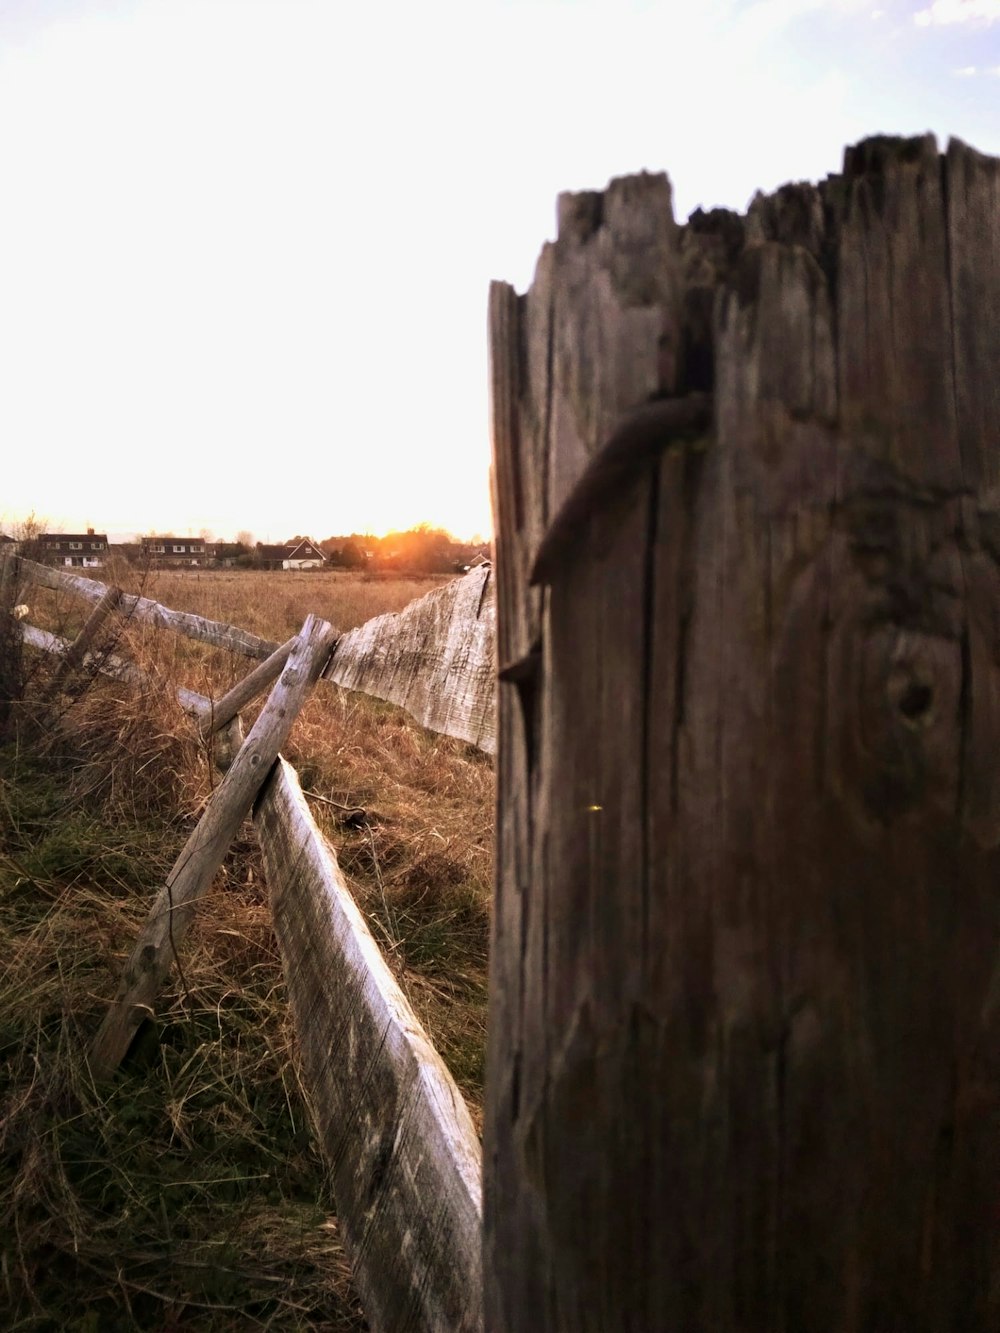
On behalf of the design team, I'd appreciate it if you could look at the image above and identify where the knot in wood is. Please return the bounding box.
[847,625,962,826]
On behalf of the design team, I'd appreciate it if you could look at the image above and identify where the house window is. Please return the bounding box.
[173,544,185,553]
[46,542,58,550]
[90,542,104,550]
[69,541,83,550]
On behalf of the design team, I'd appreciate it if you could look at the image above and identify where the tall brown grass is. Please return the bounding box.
[149,567,454,636]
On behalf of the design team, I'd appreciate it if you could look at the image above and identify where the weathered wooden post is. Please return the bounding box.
[0,550,23,737]
[485,135,1000,1330]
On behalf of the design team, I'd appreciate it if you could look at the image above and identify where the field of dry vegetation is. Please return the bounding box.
[0,566,493,1329]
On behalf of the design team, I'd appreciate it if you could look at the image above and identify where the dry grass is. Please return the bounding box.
[0,697,365,1328]
[146,568,454,637]
[1,566,493,1327]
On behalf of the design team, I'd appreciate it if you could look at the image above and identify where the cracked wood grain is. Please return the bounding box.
[486,135,1000,1331]
[255,758,482,1333]
[326,566,496,753]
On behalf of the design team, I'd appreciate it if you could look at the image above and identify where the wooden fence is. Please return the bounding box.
[486,133,1000,1330]
[2,552,493,1332]
[7,131,997,1331]
[16,557,496,753]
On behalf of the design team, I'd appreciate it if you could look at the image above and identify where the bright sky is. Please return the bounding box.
[1,0,997,543]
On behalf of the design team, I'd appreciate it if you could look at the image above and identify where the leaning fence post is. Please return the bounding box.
[485,136,1000,1330]
[89,613,337,1077]
[198,635,298,741]
[45,583,122,695]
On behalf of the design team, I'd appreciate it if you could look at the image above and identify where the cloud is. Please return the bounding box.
[915,0,1000,25]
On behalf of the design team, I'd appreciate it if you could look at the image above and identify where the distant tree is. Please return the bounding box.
[198,527,214,542]
[375,523,459,573]
[235,530,255,549]
[11,511,46,561]
[338,540,367,570]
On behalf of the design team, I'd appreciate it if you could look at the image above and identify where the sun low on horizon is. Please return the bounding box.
[0,0,997,552]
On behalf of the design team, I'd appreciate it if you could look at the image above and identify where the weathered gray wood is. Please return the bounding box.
[46,584,122,693]
[21,556,500,753]
[326,566,496,753]
[89,615,337,1077]
[210,712,245,773]
[255,758,483,1332]
[19,621,210,721]
[19,558,279,659]
[198,636,297,738]
[486,135,1000,1330]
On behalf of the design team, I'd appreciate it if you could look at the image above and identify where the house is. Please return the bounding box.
[454,550,492,574]
[39,529,108,568]
[140,536,206,567]
[257,538,327,571]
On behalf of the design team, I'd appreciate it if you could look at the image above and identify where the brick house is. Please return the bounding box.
[140,536,206,567]
[257,538,327,570]
[40,529,108,568]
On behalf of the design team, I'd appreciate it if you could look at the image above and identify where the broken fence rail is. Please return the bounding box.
[14,557,496,754]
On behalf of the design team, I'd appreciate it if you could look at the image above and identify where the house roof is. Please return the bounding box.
[140,535,205,545]
[259,539,325,561]
[287,538,325,558]
[40,532,109,543]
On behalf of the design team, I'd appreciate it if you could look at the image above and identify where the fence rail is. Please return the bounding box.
[2,551,488,1332]
[16,556,496,753]
[257,758,482,1331]
[327,564,496,753]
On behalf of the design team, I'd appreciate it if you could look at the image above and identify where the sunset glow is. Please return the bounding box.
[1,0,997,544]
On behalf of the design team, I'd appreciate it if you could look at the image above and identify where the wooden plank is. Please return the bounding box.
[254,758,483,1333]
[19,558,279,660]
[46,584,122,693]
[326,567,496,753]
[22,557,499,753]
[19,621,210,721]
[211,713,245,773]
[486,136,1000,1330]
[834,133,960,490]
[198,636,297,738]
[89,614,337,1077]
[485,167,690,1328]
[946,137,1000,488]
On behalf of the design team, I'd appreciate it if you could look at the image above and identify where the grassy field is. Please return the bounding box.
[146,567,457,637]
[0,567,493,1329]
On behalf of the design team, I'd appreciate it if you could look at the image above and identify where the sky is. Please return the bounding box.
[0,0,998,544]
